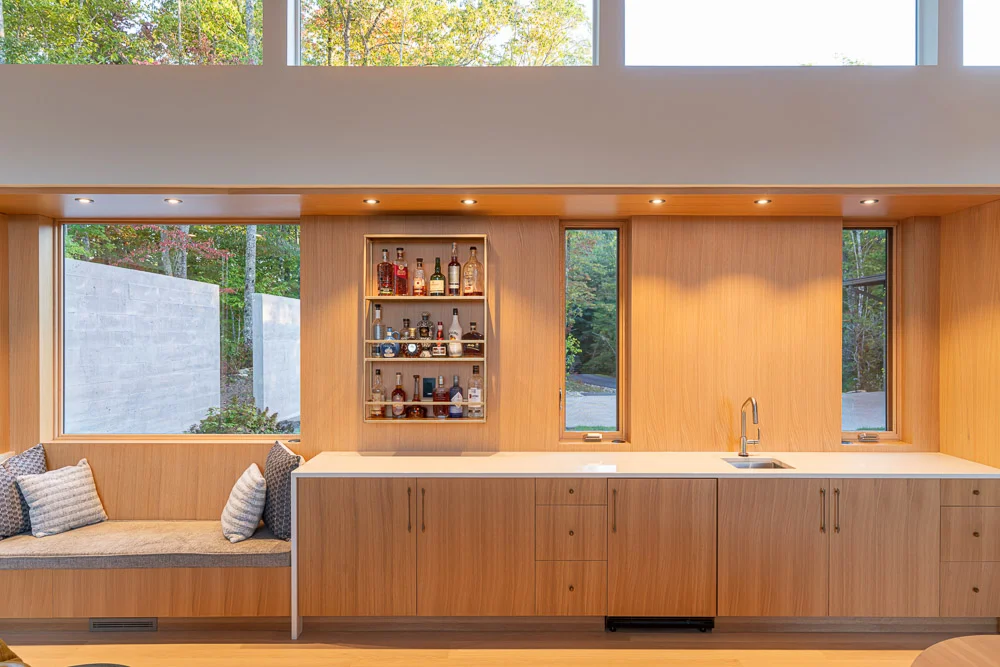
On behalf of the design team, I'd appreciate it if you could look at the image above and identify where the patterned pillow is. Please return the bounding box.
[0,444,47,539]
[263,442,304,541]
[221,463,267,543]
[16,458,108,538]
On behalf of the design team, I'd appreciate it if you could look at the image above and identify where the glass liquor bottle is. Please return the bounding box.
[417,311,434,357]
[462,321,483,356]
[377,249,394,296]
[380,326,400,358]
[461,246,484,296]
[432,322,447,357]
[429,258,446,297]
[390,372,407,419]
[432,375,450,419]
[370,369,386,420]
[371,304,384,358]
[447,242,461,296]
[449,375,464,419]
[467,365,484,419]
[403,321,420,358]
[412,258,428,296]
[407,375,426,419]
[393,247,409,296]
[447,308,463,357]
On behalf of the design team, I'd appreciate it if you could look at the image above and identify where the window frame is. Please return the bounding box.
[841,221,900,443]
[52,219,301,443]
[559,220,629,444]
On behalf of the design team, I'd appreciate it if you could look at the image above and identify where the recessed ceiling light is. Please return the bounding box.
[164,198,183,205]
[860,199,880,205]
[74,198,95,204]
[649,198,667,205]
[755,199,773,205]
[461,199,478,205]
[363,199,380,205]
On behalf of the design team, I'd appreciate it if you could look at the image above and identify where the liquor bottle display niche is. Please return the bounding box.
[447,243,461,296]
[432,322,447,357]
[408,375,426,419]
[390,372,407,419]
[449,375,464,418]
[393,248,409,296]
[462,246,484,296]
[468,365,484,419]
[412,258,427,296]
[370,369,385,419]
[448,308,463,358]
[429,258,446,296]
[462,321,483,356]
[432,375,450,419]
[371,304,384,358]
[377,249,394,296]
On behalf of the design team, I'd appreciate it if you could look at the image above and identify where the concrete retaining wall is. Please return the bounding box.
[252,293,300,423]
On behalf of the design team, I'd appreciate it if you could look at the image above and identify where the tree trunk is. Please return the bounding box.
[160,229,174,276]
[178,0,184,65]
[245,0,257,65]
[0,0,7,65]
[243,225,258,350]
[177,224,189,278]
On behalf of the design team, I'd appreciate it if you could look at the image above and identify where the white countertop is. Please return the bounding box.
[294,451,1000,479]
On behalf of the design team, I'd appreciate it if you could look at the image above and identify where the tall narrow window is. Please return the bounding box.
[965,0,1000,65]
[563,226,623,441]
[842,227,893,435]
[62,223,300,435]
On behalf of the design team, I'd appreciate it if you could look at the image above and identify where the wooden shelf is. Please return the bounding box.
[364,339,487,345]
[365,357,485,363]
[364,418,488,424]
[365,295,486,302]
[366,401,486,406]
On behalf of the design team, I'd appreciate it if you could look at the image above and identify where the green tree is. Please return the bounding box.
[565,229,618,378]
[842,229,887,395]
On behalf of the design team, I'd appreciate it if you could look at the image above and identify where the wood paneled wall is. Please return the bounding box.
[941,200,1000,467]
[630,217,844,451]
[0,215,8,453]
[300,216,562,457]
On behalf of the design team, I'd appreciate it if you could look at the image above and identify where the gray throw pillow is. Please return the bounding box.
[16,458,108,538]
[0,444,47,539]
[263,442,304,541]
[221,463,267,543]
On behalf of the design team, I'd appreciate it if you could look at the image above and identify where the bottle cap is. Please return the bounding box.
[397,247,404,251]
[470,246,477,251]
[453,375,460,383]
[473,365,480,373]
[453,308,459,315]
[471,322,477,327]
[417,257,423,262]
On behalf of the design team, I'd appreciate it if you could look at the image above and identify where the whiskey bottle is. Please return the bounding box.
[401,319,421,358]
[432,375,449,419]
[370,369,386,419]
[447,242,461,296]
[449,375,464,419]
[407,375,426,419]
[393,247,409,296]
[371,304,384,358]
[462,321,483,356]
[461,246,484,296]
[468,365,484,419]
[377,249,394,296]
[448,308,463,358]
[417,311,433,357]
[412,258,428,296]
[380,326,400,358]
[429,258,446,296]
[390,372,407,419]
[432,322,447,357]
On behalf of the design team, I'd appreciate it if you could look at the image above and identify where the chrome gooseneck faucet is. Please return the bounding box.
[740,397,761,457]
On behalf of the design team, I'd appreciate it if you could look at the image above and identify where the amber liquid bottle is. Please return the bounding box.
[376,249,394,296]
[462,321,484,356]
[447,242,461,296]
[412,258,428,296]
[407,375,426,419]
[390,372,407,419]
[461,246,484,296]
[393,247,409,296]
[432,375,450,419]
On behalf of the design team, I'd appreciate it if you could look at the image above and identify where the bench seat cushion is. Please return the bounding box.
[0,520,290,570]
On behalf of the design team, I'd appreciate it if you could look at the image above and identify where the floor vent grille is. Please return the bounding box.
[89,618,158,632]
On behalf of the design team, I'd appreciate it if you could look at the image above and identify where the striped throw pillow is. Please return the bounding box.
[221,463,267,543]
[16,459,107,538]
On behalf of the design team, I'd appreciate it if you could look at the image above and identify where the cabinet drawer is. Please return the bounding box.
[942,507,1000,562]
[535,479,606,506]
[942,479,1000,507]
[535,561,606,616]
[941,563,1000,617]
[536,506,607,561]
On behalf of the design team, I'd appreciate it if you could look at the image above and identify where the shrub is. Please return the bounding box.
[188,397,295,434]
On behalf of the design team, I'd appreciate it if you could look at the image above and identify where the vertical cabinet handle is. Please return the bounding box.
[407,487,412,533]
[820,488,826,533]
[834,488,841,534]
[612,488,617,533]
[421,488,426,533]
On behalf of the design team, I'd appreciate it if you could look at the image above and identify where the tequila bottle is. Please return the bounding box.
[376,249,394,296]
[461,246,484,296]
[467,365,484,419]
[417,311,434,357]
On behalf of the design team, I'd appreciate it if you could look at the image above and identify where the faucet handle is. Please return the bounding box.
[748,428,761,446]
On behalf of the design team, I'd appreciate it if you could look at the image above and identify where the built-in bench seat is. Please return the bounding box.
[0,521,291,619]
[0,521,290,570]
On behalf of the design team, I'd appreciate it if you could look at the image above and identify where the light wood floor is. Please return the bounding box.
[1,628,987,667]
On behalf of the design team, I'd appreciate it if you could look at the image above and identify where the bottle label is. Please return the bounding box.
[430,278,445,293]
[450,392,464,417]
[448,267,460,289]
[413,276,426,293]
[392,399,405,417]
[418,325,431,338]
[469,388,482,403]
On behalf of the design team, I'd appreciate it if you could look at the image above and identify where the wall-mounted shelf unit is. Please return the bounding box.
[363,234,488,424]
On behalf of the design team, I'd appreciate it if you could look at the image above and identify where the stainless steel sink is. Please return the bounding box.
[723,457,794,470]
